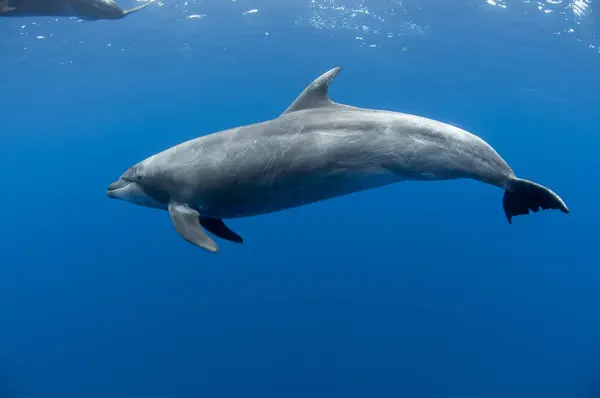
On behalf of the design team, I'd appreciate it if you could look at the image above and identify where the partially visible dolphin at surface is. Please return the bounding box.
[107,66,570,253]
[0,0,154,20]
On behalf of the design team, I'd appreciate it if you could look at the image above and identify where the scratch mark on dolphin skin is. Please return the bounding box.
[228,148,250,165]
[191,147,204,163]
[410,135,426,145]
[316,131,361,138]
[279,139,293,159]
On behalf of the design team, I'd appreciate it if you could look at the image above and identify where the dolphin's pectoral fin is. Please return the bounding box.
[122,0,155,16]
[0,1,16,12]
[168,202,219,252]
[280,66,342,116]
[199,217,244,244]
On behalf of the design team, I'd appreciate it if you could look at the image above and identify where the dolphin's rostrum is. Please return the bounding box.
[107,67,569,253]
[0,0,154,20]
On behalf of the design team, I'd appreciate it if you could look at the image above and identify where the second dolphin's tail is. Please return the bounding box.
[502,177,569,223]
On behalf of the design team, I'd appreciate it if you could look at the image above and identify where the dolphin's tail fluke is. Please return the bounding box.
[122,0,154,16]
[502,177,569,223]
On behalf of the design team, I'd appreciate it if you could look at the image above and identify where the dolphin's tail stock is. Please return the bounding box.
[502,177,569,223]
[122,0,154,16]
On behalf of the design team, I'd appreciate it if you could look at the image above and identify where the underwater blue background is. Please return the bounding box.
[0,0,598,397]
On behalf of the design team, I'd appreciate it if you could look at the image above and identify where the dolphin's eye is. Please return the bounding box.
[136,174,143,180]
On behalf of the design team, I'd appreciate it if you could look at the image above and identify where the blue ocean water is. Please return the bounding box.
[0,0,598,397]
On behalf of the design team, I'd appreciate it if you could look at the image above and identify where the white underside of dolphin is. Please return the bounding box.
[107,66,569,253]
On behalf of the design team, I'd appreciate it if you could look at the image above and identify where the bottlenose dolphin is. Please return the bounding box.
[107,67,569,252]
[0,0,153,20]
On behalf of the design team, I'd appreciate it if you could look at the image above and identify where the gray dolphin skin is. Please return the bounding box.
[107,67,569,253]
[0,0,154,20]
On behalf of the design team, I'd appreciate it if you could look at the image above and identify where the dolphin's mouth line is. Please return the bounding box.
[107,179,131,194]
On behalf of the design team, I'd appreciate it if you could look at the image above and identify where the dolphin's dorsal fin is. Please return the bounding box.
[122,0,154,16]
[281,66,341,116]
